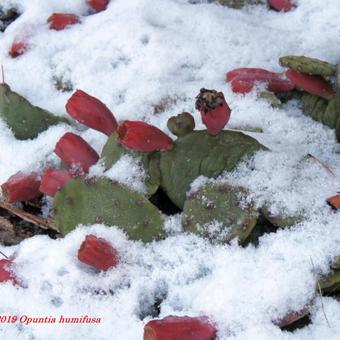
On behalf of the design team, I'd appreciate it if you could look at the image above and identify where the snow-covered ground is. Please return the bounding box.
[1,0,340,339]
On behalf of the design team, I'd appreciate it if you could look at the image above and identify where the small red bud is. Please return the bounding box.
[47,13,80,31]
[144,316,216,340]
[54,132,99,173]
[116,121,174,152]
[195,88,231,135]
[78,234,119,271]
[1,172,41,203]
[39,168,74,197]
[66,90,117,136]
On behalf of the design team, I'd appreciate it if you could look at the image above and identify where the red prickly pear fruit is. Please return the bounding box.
[78,234,119,271]
[226,68,278,82]
[327,193,340,209]
[267,77,295,92]
[66,90,117,136]
[1,172,41,203]
[226,68,294,93]
[268,0,293,12]
[116,121,174,152]
[8,41,27,58]
[0,259,17,285]
[39,168,73,197]
[144,315,217,340]
[86,0,109,13]
[231,78,254,93]
[47,13,80,31]
[54,132,99,173]
[285,69,334,100]
[195,88,231,135]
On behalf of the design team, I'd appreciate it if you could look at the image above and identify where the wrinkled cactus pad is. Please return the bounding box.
[301,93,328,123]
[0,83,69,140]
[101,133,161,196]
[182,182,259,243]
[159,130,266,208]
[279,55,335,77]
[54,177,165,242]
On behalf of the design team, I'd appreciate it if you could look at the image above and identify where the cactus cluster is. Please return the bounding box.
[277,55,340,140]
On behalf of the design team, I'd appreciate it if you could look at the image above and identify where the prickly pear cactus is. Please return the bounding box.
[159,130,266,208]
[323,96,340,129]
[101,133,160,196]
[54,177,165,242]
[182,182,259,243]
[167,112,195,137]
[279,56,335,77]
[301,93,328,123]
[0,83,69,140]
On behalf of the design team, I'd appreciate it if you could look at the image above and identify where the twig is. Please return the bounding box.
[0,200,60,233]
[0,250,8,259]
[310,257,331,328]
[307,154,336,177]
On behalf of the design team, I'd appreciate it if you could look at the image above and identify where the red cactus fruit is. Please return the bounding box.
[227,68,294,93]
[226,68,279,82]
[1,172,41,203]
[66,90,117,136]
[39,168,73,197]
[87,0,109,13]
[268,0,293,12]
[230,79,255,94]
[0,259,17,285]
[47,13,80,31]
[327,193,340,209]
[285,69,334,100]
[78,234,119,271]
[54,132,99,173]
[195,88,231,135]
[8,41,28,58]
[116,121,174,152]
[144,315,217,340]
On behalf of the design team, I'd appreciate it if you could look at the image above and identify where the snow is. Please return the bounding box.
[0,0,340,339]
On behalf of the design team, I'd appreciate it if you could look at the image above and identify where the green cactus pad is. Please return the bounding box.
[323,96,340,129]
[101,133,160,196]
[167,112,195,137]
[54,177,165,242]
[279,56,335,77]
[301,93,327,122]
[320,270,340,294]
[258,91,282,108]
[0,83,69,140]
[182,182,259,243]
[260,206,301,228]
[213,0,264,8]
[159,130,266,208]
